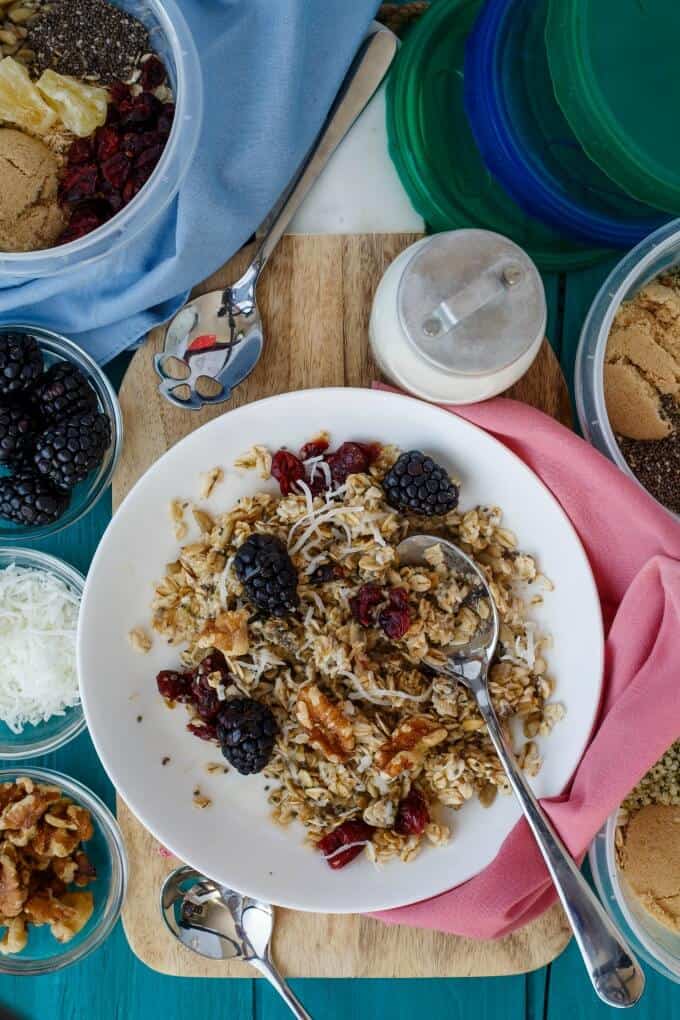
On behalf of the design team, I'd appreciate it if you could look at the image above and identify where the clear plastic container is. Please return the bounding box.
[0,768,127,974]
[0,548,85,758]
[0,0,202,279]
[574,218,680,522]
[590,811,680,984]
[0,325,122,541]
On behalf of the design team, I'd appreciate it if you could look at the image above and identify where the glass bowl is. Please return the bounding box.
[574,218,680,522]
[0,325,122,541]
[0,768,127,974]
[590,810,680,984]
[0,0,202,279]
[0,548,85,759]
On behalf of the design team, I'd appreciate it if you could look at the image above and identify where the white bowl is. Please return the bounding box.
[78,388,603,912]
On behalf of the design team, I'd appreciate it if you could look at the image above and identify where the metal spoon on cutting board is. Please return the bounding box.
[155,28,397,409]
[397,534,645,1009]
[161,866,312,1019]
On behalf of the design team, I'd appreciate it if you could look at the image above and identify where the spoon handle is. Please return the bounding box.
[248,28,397,277]
[475,693,644,1008]
[250,955,313,1020]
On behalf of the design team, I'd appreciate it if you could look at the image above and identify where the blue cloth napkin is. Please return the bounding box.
[0,0,379,364]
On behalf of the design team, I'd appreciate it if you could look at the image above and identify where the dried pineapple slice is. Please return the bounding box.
[0,57,56,136]
[36,70,108,138]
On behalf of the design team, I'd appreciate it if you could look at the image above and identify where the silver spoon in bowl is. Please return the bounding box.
[155,28,397,410]
[161,865,312,1019]
[397,535,645,1008]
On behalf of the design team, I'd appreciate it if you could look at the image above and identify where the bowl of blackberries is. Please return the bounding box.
[0,326,121,539]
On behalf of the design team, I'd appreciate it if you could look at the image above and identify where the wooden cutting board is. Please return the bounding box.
[113,233,572,978]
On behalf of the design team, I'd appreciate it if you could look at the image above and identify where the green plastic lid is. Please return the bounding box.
[385,0,608,271]
[546,0,680,216]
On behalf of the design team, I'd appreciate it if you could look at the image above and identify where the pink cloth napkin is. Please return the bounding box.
[371,390,680,939]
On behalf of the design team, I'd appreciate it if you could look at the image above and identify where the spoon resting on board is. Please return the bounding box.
[155,28,398,410]
[161,865,312,1019]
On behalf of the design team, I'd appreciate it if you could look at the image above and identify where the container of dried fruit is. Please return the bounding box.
[575,218,680,521]
[0,768,127,972]
[590,807,680,983]
[0,0,202,277]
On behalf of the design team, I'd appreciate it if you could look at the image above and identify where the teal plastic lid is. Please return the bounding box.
[385,0,608,271]
[546,0,680,216]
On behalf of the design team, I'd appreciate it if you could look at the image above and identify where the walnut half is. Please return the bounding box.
[198,610,249,656]
[296,685,355,764]
[375,716,447,777]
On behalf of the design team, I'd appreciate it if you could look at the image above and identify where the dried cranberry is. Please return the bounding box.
[194,651,231,686]
[156,669,188,702]
[96,125,120,161]
[271,449,305,496]
[67,137,93,165]
[59,164,98,204]
[378,587,412,639]
[108,81,131,105]
[99,182,124,214]
[187,721,218,741]
[300,437,330,460]
[394,790,430,836]
[134,144,163,173]
[157,106,174,137]
[101,152,131,190]
[120,132,147,159]
[119,92,161,128]
[318,819,373,870]
[122,170,146,204]
[139,129,164,149]
[349,583,384,627]
[140,55,167,90]
[309,563,345,585]
[58,202,106,243]
[193,687,221,722]
[326,442,380,484]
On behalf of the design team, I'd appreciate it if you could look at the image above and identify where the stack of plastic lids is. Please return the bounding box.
[546,0,680,216]
[385,0,677,271]
[385,0,604,271]
[463,0,669,247]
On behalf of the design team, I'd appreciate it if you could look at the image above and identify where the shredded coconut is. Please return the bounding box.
[322,840,370,861]
[0,565,80,733]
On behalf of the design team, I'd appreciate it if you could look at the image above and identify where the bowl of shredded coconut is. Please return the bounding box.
[0,548,84,758]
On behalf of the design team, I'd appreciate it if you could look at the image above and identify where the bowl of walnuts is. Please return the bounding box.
[0,768,127,973]
[0,325,122,540]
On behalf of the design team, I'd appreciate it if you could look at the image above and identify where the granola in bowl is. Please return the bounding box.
[149,436,563,869]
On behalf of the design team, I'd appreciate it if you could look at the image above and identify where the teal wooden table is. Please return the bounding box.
[1,259,678,1020]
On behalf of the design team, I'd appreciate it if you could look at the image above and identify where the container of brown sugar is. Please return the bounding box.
[575,219,680,521]
[589,741,680,984]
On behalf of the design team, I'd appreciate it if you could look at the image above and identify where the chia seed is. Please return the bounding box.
[618,395,680,515]
[28,0,150,84]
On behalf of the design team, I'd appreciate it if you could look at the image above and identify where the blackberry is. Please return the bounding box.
[217,698,277,775]
[234,533,299,617]
[34,411,111,491]
[32,361,98,425]
[0,403,36,465]
[0,333,43,398]
[382,451,459,516]
[0,470,69,526]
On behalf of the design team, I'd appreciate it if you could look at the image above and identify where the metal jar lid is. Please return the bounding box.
[397,229,546,376]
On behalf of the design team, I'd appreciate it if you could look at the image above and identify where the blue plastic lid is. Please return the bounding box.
[463,0,669,248]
